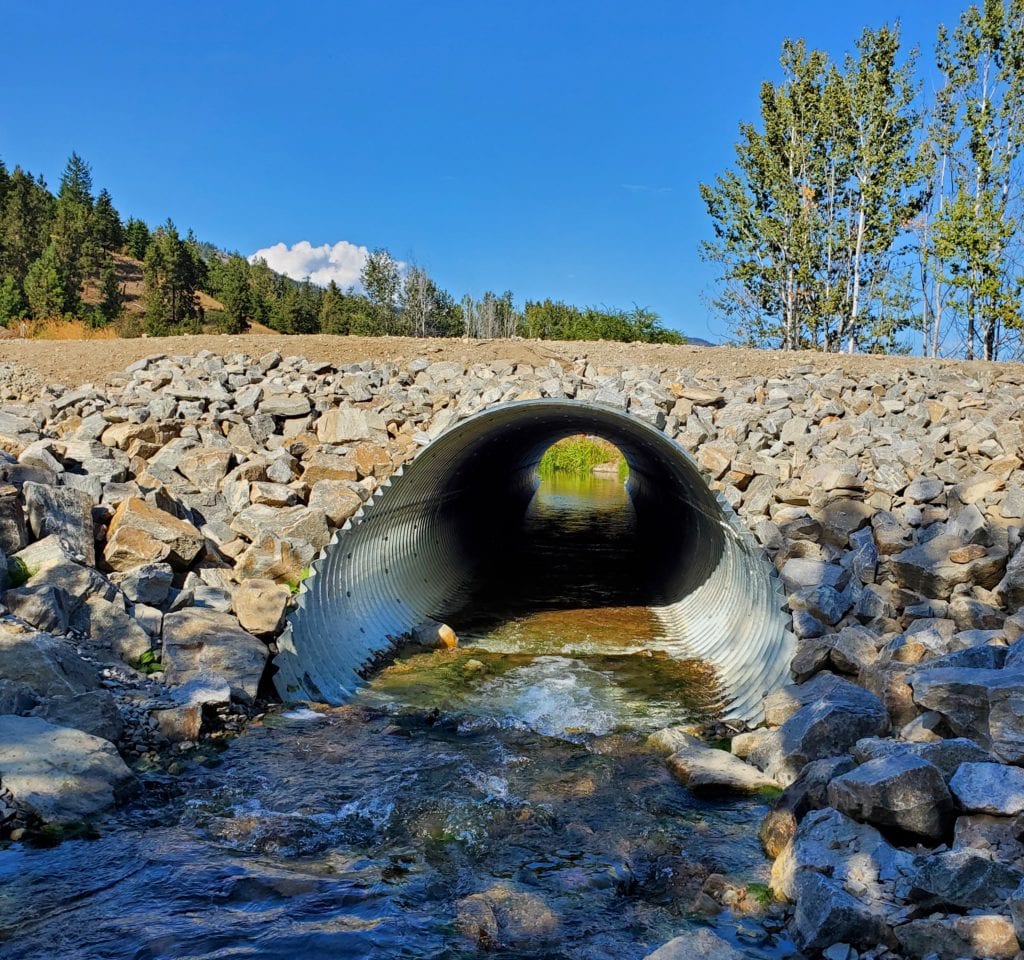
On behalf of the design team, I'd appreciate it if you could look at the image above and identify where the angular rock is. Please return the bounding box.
[72,594,153,662]
[950,762,1024,815]
[0,715,134,823]
[910,848,1023,910]
[104,497,204,571]
[22,481,95,566]
[827,753,953,841]
[230,504,330,553]
[790,872,891,953]
[3,583,71,634]
[30,690,123,743]
[751,677,889,785]
[892,534,1006,598]
[894,914,1018,960]
[161,608,268,702]
[0,622,99,697]
[177,447,232,488]
[113,562,174,606]
[308,479,363,526]
[315,406,382,444]
[232,579,291,636]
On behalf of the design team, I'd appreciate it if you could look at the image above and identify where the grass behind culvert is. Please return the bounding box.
[538,435,627,480]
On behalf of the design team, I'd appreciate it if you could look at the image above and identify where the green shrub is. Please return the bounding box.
[537,436,627,479]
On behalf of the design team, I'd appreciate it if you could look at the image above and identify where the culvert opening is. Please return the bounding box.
[275,400,794,723]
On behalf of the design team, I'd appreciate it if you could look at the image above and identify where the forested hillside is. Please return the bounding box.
[0,154,682,344]
[702,0,1024,360]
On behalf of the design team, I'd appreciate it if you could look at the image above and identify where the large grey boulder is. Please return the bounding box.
[827,754,953,841]
[790,871,891,953]
[161,608,268,702]
[0,622,99,697]
[891,534,1006,598]
[772,807,914,906]
[909,848,1023,911]
[22,481,96,566]
[30,690,123,743]
[0,715,134,823]
[751,676,889,785]
[3,583,71,634]
[911,667,1024,762]
[71,594,152,662]
[894,914,1019,960]
[950,762,1024,815]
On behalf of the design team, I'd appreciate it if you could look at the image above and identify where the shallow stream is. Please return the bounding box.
[0,474,793,959]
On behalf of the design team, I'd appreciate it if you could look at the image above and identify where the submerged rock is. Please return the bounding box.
[456,884,559,948]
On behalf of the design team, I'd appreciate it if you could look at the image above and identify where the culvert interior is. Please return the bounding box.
[274,399,794,722]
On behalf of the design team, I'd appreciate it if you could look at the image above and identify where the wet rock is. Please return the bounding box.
[642,929,746,960]
[950,762,1024,815]
[893,914,1018,960]
[827,754,953,841]
[456,884,559,948]
[646,725,703,754]
[104,497,204,571]
[161,608,268,703]
[0,715,134,823]
[665,737,778,793]
[233,579,291,636]
[410,618,459,650]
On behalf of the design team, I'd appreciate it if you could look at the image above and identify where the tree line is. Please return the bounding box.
[0,155,682,345]
[702,0,1024,359]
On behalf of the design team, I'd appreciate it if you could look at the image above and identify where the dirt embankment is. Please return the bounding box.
[1,334,1020,388]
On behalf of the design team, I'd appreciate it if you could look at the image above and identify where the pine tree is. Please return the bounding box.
[0,275,25,326]
[24,243,72,318]
[319,280,349,334]
[209,254,252,333]
[143,221,204,334]
[123,218,150,260]
[92,188,123,251]
[97,265,123,324]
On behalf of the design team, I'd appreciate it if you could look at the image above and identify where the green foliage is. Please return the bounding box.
[521,299,683,343]
[97,265,123,324]
[537,436,626,479]
[7,558,34,588]
[746,882,775,906]
[702,27,923,353]
[0,275,25,325]
[132,649,162,675]
[206,253,253,333]
[361,248,404,334]
[286,567,311,595]
[143,220,205,334]
[123,217,150,260]
[24,242,72,318]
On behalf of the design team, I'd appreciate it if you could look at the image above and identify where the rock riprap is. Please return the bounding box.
[2,349,1024,956]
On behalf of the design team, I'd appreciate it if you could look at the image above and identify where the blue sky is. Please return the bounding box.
[2,1,967,341]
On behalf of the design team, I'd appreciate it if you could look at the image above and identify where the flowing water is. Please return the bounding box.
[0,474,793,960]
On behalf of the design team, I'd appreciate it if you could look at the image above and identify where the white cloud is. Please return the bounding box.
[248,240,373,290]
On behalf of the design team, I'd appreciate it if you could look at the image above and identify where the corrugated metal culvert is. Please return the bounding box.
[274,399,794,723]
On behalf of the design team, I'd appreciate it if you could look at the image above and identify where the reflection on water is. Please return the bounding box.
[0,475,789,960]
